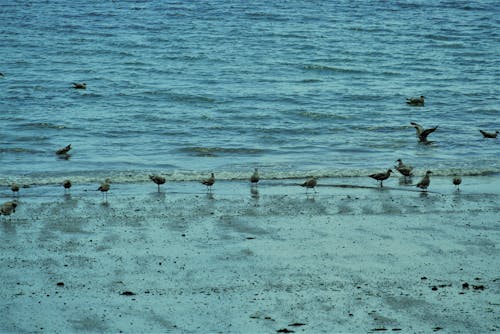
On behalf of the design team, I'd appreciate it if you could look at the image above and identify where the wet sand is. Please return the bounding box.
[1,176,499,333]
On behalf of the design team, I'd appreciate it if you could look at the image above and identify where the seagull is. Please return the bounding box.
[453,176,462,191]
[369,169,392,187]
[301,177,318,193]
[98,179,111,202]
[479,130,498,138]
[406,95,424,106]
[11,183,19,197]
[250,168,260,185]
[56,144,72,155]
[395,159,413,177]
[149,174,166,192]
[410,122,438,143]
[63,179,72,193]
[0,201,17,217]
[201,173,215,191]
[72,82,86,89]
[416,171,432,191]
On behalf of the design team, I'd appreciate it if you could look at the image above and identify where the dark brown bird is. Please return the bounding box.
[250,168,260,184]
[453,176,462,191]
[479,130,498,138]
[411,122,438,143]
[369,169,392,187]
[72,82,86,89]
[201,173,215,191]
[63,179,72,193]
[11,183,19,196]
[149,174,166,192]
[395,159,413,177]
[56,144,72,155]
[0,201,17,216]
[98,179,111,202]
[406,95,424,106]
[416,171,432,191]
[300,177,318,193]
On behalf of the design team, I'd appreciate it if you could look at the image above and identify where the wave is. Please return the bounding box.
[2,167,498,187]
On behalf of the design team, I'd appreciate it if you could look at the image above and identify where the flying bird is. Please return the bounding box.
[56,144,72,155]
[406,95,424,106]
[410,122,438,143]
[479,130,498,138]
[149,174,166,192]
[416,171,432,191]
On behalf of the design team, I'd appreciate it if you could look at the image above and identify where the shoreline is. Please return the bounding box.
[1,176,499,333]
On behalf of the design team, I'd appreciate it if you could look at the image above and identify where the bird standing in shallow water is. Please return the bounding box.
[98,179,111,202]
[453,176,462,191]
[369,169,392,187]
[201,173,215,191]
[416,171,432,191]
[11,183,19,197]
[250,168,260,185]
[406,95,425,106]
[410,122,438,143]
[149,175,166,192]
[395,159,413,178]
[301,177,318,193]
[0,201,17,217]
[479,130,498,138]
[63,180,72,193]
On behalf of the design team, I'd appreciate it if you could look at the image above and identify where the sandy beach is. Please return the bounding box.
[1,176,499,333]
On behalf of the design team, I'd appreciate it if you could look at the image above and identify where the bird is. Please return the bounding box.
[0,72,4,77]
[72,82,86,89]
[406,95,424,106]
[416,171,432,191]
[479,130,498,138]
[369,169,392,187]
[56,144,72,155]
[300,177,318,193]
[11,183,20,197]
[63,179,72,193]
[149,174,166,192]
[453,176,462,191]
[0,201,17,216]
[410,122,438,143]
[201,173,215,191]
[250,168,260,185]
[98,179,111,202]
[395,159,413,177]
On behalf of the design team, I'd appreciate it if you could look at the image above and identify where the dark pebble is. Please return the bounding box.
[462,282,469,289]
[431,286,438,291]
[277,329,294,333]
[472,285,485,290]
[56,282,65,287]
[288,323,305,327]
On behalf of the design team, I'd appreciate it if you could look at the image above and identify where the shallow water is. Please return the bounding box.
[1,1,499,185]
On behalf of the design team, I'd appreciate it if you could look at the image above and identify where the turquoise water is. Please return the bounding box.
[1,1,499,185]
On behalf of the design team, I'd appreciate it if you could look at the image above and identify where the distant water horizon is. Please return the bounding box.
[1,1,499,186]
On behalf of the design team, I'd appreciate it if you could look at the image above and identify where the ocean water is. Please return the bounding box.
[1,0,499,186]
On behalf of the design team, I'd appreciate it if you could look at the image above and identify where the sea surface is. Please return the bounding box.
[1,0,499,186]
